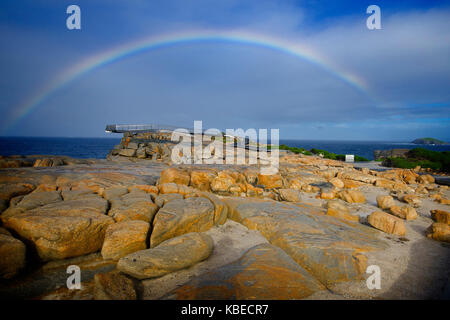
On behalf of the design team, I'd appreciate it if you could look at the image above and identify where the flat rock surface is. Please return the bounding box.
[140,220,268,299]
[167,243,325,300]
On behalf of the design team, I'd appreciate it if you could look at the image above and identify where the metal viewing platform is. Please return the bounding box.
[105,124,226,138]
[105,124,189,133]
[105,124,253,148]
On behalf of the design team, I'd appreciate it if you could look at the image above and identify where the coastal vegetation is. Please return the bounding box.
[277,144,369,162]
[382,148,450,172]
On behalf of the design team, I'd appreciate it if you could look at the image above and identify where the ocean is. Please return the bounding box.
[0,137,449,160]
[0,137,121,159]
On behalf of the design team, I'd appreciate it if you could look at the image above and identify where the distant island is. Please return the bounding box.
[412,137,449,145]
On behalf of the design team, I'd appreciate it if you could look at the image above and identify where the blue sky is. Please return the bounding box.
[1,0,449,140]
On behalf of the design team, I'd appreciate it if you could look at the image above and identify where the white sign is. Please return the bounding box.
[345,154,355,163]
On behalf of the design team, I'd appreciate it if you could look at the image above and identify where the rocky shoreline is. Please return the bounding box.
[1,136,450,300]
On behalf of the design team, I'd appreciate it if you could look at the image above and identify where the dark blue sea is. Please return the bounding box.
[0,137,449,160]
[0,137,121,159]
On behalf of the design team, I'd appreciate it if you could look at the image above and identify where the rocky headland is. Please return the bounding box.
[0,133,450,300]
[412,138,449,145]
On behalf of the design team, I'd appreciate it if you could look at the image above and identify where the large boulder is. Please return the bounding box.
[189,170,216,191]
[417,174,435,184]
[159,168,190,186]
[3,197,113,261]
[193,192,228,225]
[401,170,419,184]
[169,243,324,300]
[210,172,235,193]
[368,211,406,236]
[0,230,26,279]
[119,149,136,157]
[278,188,302,202]
[118,232,213,279]
[257,173,283,189]
[101,220,150,260]
[2,191,62,220]
[400,194,422,208]
[389,205,418,221]
[374,178,395,190]
[108,192,158,223]
[376,195,395,210]
[426,223,450,243]
[337,190,366,204]
[430,210,450,224]
[150,197,215,247]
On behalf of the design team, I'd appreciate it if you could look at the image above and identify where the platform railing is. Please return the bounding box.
[105,124,193,133]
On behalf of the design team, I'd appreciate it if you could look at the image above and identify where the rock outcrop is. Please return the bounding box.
[373,149,409,160]
[169,243,324,299]
[368,211,406,236]
[426,223,450,243]
[3,197,113,261]
[1,141,449,300]
[0,228,26,279]
[376,195,396,210]
[118,233,213,279]
[430,209,450,224]
[224,198,386,286]
[150,197,215,247]
[101,220,150,260]
[389,205,418,221]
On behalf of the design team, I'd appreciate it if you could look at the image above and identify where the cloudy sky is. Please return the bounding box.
[1,0,449,140]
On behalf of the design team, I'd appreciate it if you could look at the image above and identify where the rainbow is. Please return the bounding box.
[5,30,370,132]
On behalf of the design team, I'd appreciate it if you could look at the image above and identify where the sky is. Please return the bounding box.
[0,0,449,141]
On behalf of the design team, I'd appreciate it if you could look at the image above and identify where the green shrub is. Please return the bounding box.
[355,155,370,162]
[309,148,369,162]
[383,154,447,172]
[274,145,369,162]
